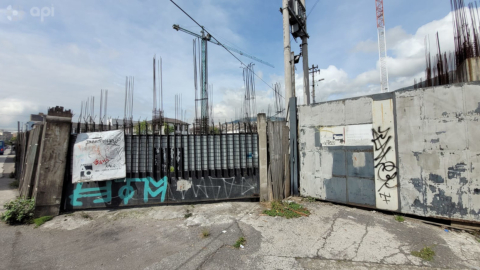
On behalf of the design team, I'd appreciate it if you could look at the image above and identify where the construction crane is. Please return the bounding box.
[375,0,389,92]
[173,24,274,132]
[173,25,274,68]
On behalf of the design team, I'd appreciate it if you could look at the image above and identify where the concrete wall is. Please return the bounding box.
[298,83,480,222]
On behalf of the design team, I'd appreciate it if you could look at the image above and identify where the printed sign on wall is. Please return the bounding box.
[318,124,373,146]
[72,130,126,183]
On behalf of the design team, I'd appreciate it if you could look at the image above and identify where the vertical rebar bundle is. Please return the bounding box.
[242,63,257,131]
[414,0,480,88]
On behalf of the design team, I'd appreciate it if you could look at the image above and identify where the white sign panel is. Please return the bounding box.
[72,130,126,183]
[345,124,373,146]
[318,124,372,146]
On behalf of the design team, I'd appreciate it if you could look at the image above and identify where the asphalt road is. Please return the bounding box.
[0,199,479,270]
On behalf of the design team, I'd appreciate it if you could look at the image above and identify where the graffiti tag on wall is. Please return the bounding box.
[70,176,167,206]
[372,99,399,210]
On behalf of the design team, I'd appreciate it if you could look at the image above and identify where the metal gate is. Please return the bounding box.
[62,124,259,210]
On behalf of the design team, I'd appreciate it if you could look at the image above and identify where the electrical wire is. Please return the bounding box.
[170,0,283,99]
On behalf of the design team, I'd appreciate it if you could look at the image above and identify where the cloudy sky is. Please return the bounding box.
[0,0,457,131]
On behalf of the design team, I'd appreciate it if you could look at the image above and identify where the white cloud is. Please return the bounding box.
[327,11,456,102]
[0,2,462,131]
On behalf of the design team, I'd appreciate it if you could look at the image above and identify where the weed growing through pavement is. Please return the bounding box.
[33,216,53,228]
[201,228,210,238]
[263,201,310,219]
[1,197,35,225]
[184,209,192,219]
[9,179,19,188]
[411,246,435,261]
[394,215,405,222]
[302,197,315,202]
[80,212,92,219]
[9,172,15,178]
[233,237,246,249]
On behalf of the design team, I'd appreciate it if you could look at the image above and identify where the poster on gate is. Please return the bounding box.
[72,130,126,183]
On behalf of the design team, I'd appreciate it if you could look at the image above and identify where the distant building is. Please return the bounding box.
[25,113,46,131]
[0,130,13,142]
[30,113,46,122]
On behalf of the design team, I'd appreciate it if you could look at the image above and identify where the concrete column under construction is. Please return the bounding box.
[32,106,73,217]
[257,113,268,202]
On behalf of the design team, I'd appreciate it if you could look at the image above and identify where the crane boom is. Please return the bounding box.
[173,24,274,68]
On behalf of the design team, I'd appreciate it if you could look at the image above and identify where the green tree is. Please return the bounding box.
[135,120,148,135]
[164,123,175,135]
[210,126,220,134]
[8,137,17,146]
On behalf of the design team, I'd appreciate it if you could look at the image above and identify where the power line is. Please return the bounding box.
[307,0,320,18]
[170,0,283,99]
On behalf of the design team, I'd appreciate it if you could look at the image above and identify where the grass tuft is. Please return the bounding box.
[411,246,435,261]
[263,201,310,219]
[302,197,316,202]
[201,228,210,238]
[394,215,405,222]
[184,209,192,219]
[9,179,19,188]
[233,237,246,249]
[80,212,92,219]
[33,216,53,228]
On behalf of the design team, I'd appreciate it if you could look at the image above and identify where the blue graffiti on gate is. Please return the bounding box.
[69,181,112,207]
[69,176,168,206]
[116,176,167,204]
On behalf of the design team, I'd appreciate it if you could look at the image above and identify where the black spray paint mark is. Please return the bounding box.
[429,188,469,217]
[430,139,440,143]
[411,178,423,193]
[475,102,480,114]
[429,173,444,184]
[413,152,422,161]
[372,127,397,192]
[428,185,437,193]
[436,131,446,135]
[447,162,467,179]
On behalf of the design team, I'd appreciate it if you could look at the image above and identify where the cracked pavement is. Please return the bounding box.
[0,199,479,269]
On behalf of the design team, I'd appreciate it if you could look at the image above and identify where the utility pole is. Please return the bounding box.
[309,64,320,103]
[282,0,293,111]
[300,0,310,105]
